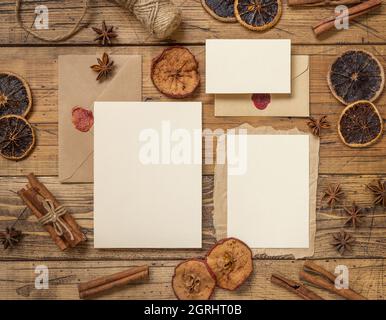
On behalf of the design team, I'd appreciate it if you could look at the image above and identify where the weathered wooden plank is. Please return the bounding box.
[1,0,386,45]
[0,175,385,261]
[0,259,383,299]
[1,45,386,175]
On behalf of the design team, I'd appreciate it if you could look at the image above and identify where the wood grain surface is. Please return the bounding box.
[0,0,385,300]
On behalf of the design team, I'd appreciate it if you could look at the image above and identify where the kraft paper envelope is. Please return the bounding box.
[58,55,142,183]
[206,39,291,94]
[94,102,202,248]
[215,55,309,117]
[214,124,319,258]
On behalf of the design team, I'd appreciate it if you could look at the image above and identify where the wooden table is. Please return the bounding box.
[0,0,385,300]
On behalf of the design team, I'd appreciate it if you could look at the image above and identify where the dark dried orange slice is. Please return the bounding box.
[338,100,383,148]
[0,115,35,160]
[206,238,253,291]
[201,0,237,22]
[328,50,385,105]
[172,259,216,300]
[235,0,282,31]
[151,47,200,99]
[0,72,32,117]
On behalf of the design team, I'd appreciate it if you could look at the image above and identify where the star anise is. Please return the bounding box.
[0,227,23,249]
[343,202,364,228]
[322,183,345,208]
[90,53,114,81]
[92,21,117,46]
[307,115,330,137]
[331,230,355,255]
[367,180,386,207]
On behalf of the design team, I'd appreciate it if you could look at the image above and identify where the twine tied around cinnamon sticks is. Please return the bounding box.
[18,173,86,251]
[38,199,74,241]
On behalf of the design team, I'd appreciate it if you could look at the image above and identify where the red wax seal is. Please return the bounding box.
[72,107,94,132]
[251,93,271,110]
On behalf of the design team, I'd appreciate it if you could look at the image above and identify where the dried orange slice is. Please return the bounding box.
[172,259,216,300]
[201,0,237,22]
[235,0,282,31]
[151,47,200,99]
[206,238,253,291]
[0,72,32,117]
[328,50,385,105]
[0,115,35,160]
[338,100,383,148]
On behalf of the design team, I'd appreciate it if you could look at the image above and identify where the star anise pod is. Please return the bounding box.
[343,202,364,228]
[92,21,117,46]
[307,115,330,137]
[90,53,114,81]
[331,230,355,255]
[322,183,344,208]
[0,227,23,249]
[367,180,386,207]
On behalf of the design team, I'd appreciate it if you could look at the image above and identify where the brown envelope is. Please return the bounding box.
[215,55,309,117]
[58,55,142,183]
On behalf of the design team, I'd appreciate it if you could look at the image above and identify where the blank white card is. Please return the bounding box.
[227,134,309,248]
[94,102,202,248]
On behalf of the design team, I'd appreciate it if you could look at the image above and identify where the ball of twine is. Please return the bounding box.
[114,0,181,40]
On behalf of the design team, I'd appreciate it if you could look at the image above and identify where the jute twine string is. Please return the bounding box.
[15,0,181,42]
[38,199,74,241]
[15,0,89,42]
[113,0,181,39]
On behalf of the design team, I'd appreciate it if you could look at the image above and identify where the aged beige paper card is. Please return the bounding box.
[206,39,291,94]
[213,124,319,258]
[215,55,309,117]
[227,134,309,248]
[94,102,202,248]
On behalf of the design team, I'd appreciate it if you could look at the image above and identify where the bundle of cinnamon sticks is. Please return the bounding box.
[271,261,367,300]
[18,173,86,250]
[78,266,149,299]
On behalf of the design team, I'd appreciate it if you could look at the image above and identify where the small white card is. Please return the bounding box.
[206,39,291,94]
[94,102,202,248]
[227,134,309,248]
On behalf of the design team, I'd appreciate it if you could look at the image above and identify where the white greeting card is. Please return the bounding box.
[206,39,291,94]
[227,134,309,248]
[94,102,202,248]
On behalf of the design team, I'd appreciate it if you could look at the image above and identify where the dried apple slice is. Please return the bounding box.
[0,115,35,160]
[0,72,32,117]
[151,47,200,99]
[172,259,216,300]
[328,50,385,105]
[338,100,383,148]
[206,238,253,290]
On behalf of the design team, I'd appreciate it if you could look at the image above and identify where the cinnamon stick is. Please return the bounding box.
[289,0,362,6]
[271,274,324,300]
[18,187,68,251]
[17,173,86,250]
[26,173,86,246]
[312,0,382,36]
[78,266,149,299]
[300,262,367,300]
